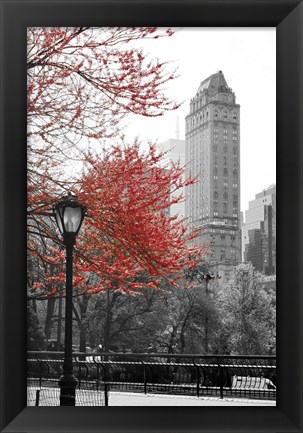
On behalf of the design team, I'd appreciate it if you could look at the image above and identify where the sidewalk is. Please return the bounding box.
[108,391,276,406]
[28,387,276,407]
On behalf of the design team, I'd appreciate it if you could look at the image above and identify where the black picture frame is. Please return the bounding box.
[1,0,302,432]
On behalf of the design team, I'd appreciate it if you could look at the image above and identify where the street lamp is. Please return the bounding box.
[53,193,86,406]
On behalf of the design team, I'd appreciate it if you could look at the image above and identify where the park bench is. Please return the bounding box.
[231,375,276,390]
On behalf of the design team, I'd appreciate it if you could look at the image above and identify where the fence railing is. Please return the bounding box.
[27,351,276,405]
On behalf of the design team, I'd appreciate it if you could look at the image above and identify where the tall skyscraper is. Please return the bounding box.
[160,138,186,220]
[242,184,276,275]
[185,71,241,281]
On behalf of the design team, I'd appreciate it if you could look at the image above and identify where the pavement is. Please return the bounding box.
[28,387,276,407]
[108,391,276,406]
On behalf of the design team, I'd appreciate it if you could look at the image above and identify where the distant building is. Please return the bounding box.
[184,71,241,283]
[263,274,276,294]
[160,138,186,220]
[242,185,276,275]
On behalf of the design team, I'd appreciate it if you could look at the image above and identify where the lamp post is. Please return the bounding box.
[53,193,86,406]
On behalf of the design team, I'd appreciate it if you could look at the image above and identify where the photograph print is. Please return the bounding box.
[27,27,276,407]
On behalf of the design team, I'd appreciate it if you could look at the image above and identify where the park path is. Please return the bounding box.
[27,387,276,407]
[108,391,276,406]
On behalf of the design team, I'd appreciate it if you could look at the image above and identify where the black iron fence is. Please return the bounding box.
[27,351,276,405]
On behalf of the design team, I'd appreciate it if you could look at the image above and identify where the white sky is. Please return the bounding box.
[124,28,276,214]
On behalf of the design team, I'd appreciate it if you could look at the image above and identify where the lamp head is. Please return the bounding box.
[54,193,86,237]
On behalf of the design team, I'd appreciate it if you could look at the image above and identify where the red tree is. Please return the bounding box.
[30,142,206,297]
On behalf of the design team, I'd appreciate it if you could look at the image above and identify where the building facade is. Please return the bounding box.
[185,71,241,280]
[160,139,186,220]
[242,185,276,275]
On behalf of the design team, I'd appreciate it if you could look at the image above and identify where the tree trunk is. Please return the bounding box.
[72,294,90,358]
[44,265,57,341]
[103,288,118,353]
[56,296,63,348]
[167,324,177,354]
[179,327,186,354]
[44,296,56,340]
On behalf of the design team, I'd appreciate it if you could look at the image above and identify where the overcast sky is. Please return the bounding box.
[124,28,276,215]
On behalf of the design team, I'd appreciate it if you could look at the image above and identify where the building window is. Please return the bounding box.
[233,113,237,119]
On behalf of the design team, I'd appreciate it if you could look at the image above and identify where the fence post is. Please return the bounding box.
[77,359,82,390]
[38,358,42,389]
[102,362,107,382]
[96,363,100,391]
[101,362,108,394]
[193,359,200,397]
[142,361,147,394]
[35,389,40,406]
[104,383,109,406]
[217,357,224,400]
